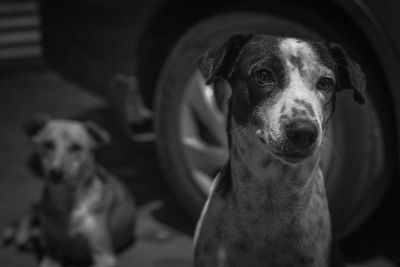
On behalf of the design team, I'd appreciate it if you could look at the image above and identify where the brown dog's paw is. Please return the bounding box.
[2,220,42,252]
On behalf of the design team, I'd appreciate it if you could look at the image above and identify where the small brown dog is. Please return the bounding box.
[3,116,136,267]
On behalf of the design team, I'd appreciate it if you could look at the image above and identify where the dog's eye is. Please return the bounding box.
[70,143,82,152]
[317,77,335,91]
[254,69,275,85]
[42,141,54,150]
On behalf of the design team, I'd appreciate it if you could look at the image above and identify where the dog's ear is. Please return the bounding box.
[198,33,253,85]
[84,121,111,147]
[23,114,50,138]
[328,43,366,104]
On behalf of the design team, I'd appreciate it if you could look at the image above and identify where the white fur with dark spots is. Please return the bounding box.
[193,36,348,267]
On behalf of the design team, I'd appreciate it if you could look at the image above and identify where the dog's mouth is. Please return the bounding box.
[43,168,65,185]
[46,174,63,185]
[272,147,315,163]
[256,130,317,164]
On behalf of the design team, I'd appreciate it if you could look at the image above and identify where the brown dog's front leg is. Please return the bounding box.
[78,216,117,267]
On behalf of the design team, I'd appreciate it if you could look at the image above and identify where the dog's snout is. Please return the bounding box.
[285,120,318,150]
[49,168,63,183]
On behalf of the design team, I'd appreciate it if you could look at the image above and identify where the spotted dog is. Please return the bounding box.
[3,116,136,267]
[193,34,365,267]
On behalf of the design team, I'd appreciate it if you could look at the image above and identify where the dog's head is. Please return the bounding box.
[198,33,366,164]
[24,115,110,184]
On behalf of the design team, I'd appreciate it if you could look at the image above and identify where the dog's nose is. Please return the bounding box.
[285,120,318,150]
[49,169,63,183]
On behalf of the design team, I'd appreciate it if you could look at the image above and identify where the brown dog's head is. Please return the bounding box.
[24,115,110,184]
[198,33,366,164]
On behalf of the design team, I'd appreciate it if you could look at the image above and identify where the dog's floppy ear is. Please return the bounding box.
[23,114,50,138]
[198,33,253,85]
[84,121,111,147]
[329,43,366,104]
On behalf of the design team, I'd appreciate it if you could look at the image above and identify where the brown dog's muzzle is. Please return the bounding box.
[48,168,63,184]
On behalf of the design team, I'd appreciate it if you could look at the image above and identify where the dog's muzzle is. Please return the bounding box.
[49,168,63,184]
[258,118,319,163]
[256,117,320,163]
[285,119,318,151]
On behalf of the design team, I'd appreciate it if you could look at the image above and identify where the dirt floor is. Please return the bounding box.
[0,68,393,267]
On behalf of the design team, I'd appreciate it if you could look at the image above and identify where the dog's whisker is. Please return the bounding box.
[321,137,342,161]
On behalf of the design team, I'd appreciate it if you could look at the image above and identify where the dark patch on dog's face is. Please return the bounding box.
[289,55,304,75]
[291,107,298,117]
[228,36,286,127]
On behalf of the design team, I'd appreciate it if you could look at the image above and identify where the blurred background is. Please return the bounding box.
[0,0,400,266]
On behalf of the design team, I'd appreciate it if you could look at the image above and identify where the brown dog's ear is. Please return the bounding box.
[23,114,50,138]
[198,33,253,85]
[329,43,366,104]
[84,121,111,147]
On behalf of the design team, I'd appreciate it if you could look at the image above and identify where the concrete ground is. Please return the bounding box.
[0,68,393,266]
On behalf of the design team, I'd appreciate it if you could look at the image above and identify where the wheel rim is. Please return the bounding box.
[181,71,229,194]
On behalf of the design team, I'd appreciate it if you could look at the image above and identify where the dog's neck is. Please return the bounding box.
[214,120,331,266]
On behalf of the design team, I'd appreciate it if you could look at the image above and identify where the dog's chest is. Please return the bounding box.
[72,179,106,219]
[195,169,331,267]
[39,176,109,236]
